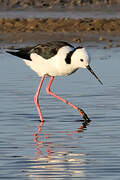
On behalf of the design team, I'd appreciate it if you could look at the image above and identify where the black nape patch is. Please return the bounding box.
[65,46,83,64]
[65,51,74,64]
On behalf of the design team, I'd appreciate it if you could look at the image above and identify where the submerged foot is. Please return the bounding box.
[78,107,90,122]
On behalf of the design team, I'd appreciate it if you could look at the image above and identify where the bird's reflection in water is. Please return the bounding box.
[68,118,91,135]
[30,118,91,179]
[33,118,91,156]
[33,120,53,159]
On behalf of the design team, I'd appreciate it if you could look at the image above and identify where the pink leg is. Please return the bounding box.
[34,75,45,122]
[46,76,90,121]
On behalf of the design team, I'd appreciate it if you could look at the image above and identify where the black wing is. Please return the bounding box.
[7,41,74,60]
[30,41,74,59]
[6,46,33,61]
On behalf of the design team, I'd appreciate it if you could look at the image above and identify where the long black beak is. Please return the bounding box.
[87,65,103,85]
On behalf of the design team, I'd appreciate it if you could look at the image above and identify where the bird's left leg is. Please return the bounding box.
[34,75,45,122]
[46,76,90,121]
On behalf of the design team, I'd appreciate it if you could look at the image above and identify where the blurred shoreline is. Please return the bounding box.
[0,1,120,46]
[0,0,120,9]
[0,18,120,46]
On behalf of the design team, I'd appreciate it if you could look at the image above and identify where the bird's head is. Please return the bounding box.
[72,47,103,85]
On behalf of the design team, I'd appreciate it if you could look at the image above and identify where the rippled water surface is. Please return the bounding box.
[0,45,120,179]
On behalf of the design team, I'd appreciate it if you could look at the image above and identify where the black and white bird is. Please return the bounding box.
[7,41,102,122]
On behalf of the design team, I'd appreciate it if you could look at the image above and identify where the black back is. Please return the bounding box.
[7,41,74,61]
[30,41,74,59]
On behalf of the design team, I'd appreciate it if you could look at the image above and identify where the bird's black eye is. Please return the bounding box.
[80,59,84,62]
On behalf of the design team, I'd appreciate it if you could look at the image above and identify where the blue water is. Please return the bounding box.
[0,9,120,19]
[0,44,120,179]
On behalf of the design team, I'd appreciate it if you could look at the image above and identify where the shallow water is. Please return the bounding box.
[0,44,120,179]
[0,9,120,19]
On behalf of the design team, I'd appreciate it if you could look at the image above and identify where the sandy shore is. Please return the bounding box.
[0,18,120,33]
[0,17,120,48]
[0,1,120,48]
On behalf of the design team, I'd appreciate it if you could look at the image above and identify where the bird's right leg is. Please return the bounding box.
[46,76,90,122]
[34,75,45,122]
